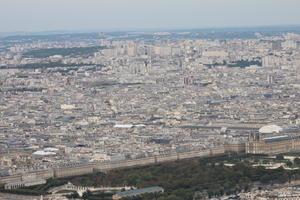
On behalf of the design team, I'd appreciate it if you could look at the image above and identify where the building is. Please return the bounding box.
[224,142,246,154]
[246,132,300,154]
[112,186,164,199]
[4,178,46,190]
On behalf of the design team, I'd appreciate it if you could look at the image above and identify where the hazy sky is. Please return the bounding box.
[0,0,299,32]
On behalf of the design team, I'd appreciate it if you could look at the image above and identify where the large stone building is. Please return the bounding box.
[246,132,300,154]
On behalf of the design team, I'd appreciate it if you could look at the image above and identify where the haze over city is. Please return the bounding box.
[1,0,300,32]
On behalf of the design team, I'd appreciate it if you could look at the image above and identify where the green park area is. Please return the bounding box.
[3,153,300,200]
[23,46,107,58]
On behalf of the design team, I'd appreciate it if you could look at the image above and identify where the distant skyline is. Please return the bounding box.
[1,0,300,32]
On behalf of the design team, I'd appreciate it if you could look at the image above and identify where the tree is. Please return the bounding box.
[82,189,92,200]
[276,155,284,160]
[286,161,293,167]
[260,174,272,184]
[66,191,80,198]
[294,158,300,165]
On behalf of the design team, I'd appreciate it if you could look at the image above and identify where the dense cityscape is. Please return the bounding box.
[0,27,300,199]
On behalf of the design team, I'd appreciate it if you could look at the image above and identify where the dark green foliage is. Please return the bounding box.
[286,161,293,167]
[82,189,93,200]
[0,188,45,195]
[23,46,107,58]
[294,158,300,165]
[0,62,103,70]
[65,154,298,200]
[279,152,300,157]
[276,155,284,160]
[120,193,167,200]
[5,154,300,200]
[30,178,68,191]
[227,59,262,67]
[66,191,80,198]
[7,178,69,195]
[205,59,262,68]
[79,191,114,200]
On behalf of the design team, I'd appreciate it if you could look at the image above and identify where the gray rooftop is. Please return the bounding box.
[114,186,164,197]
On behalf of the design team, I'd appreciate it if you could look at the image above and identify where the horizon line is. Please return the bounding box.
[1,24,300,37]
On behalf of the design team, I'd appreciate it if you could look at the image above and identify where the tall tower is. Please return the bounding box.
[99,32,105,46]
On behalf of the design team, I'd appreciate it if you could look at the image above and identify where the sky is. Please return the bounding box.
[0,0,299,32]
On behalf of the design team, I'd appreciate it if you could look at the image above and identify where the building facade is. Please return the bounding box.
[246,132,300,154]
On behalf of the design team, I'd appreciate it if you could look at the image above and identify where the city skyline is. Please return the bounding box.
[1,0,300,32]
[1,1,300,199]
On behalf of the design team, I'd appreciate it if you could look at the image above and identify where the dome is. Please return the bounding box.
[259,125,283,134]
